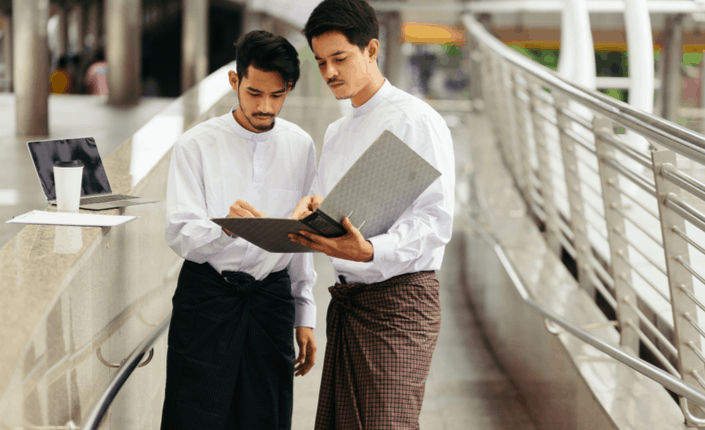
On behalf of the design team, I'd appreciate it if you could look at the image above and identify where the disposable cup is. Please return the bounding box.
[54,161,84,211]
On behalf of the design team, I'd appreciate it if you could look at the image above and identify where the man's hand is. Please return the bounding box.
[290,195,323,220]
[222,200,267,236]
[289,217,374,262]
[294,326,316,377]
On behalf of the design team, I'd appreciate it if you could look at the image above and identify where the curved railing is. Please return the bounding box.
[464,13,705,425]
[82,317,170,430]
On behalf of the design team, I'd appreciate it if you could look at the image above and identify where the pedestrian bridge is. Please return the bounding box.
[4,3,705,430]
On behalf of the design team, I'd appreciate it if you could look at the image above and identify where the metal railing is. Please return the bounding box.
[82,317,170,430]
[464,13,705,426]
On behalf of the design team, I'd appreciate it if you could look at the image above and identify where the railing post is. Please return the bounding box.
[528,78,562,253]
[510,70,538,213]
[555,94,595,294]
[594,115,640,354]
[651,147,705,423]
[478,46,504,159]
[489,52,526,194]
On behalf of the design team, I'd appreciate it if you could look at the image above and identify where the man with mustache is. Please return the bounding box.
[290,0,456,428]
[161,30,317,429]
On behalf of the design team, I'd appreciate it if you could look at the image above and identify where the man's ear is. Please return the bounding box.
[367,39,380,62]
[228,70,239,91]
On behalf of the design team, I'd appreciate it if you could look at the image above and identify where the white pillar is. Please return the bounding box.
[381,11,402,88]
[2,12,13,92]
[84,1,100,55]
[182,0,209,93]
[70,4,84,56]
[56,6,67,57]
[658,14,683,122]
[13,0,49,135]
[106,0,142,105]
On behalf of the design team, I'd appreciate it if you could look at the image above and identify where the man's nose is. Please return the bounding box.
[259,97,274,113]
[324,63,337,80]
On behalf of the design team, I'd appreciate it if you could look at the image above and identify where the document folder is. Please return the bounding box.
[211,130,441,253]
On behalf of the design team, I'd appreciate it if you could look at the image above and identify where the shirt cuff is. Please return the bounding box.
[294,302,317,328]
[369,234,396,264]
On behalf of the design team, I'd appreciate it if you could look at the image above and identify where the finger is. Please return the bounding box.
[238,200,262,217]
[342,216,355,232]
[297,339,307,365]
[311,195,323,211]
[230,207,255,218]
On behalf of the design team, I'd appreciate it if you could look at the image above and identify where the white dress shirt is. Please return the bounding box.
[316,80,455,284]
[165,106,318,327]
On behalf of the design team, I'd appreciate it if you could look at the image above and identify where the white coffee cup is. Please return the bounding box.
[54,160,84,211]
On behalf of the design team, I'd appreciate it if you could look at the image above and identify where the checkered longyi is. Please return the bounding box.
[314,271,441,430]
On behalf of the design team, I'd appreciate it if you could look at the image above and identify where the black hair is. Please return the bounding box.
[234,30,300,90]
[303,0,379,52]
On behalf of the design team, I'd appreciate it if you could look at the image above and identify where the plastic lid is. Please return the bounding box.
[54,160,84,167]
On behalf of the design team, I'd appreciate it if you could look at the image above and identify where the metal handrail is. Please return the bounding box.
[465,15,705,165]
[465,11,705,424]
[473,220,705,408]
[82,317,170,430]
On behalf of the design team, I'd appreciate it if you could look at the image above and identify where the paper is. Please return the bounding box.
[211,129,441,253]
[6,210,137,227]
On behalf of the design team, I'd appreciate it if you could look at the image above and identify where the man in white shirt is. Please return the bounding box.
[289,1,456,428]
[161,30,317,430]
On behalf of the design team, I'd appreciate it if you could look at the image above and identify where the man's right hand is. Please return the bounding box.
[290,195,323,220]
[222,200,267,236]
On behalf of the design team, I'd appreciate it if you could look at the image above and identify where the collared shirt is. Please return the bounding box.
[316,80,455,284]
[165,106,318,327]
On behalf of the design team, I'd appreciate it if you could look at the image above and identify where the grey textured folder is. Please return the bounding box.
[211,130,441,253]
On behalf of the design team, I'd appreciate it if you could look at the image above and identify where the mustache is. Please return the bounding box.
[327,79,344,86]
[253,113,274,118]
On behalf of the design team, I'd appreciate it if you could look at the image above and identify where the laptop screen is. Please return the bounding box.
[27,137,112,201]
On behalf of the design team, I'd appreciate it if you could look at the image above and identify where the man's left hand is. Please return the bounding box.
[294,327,316,377]
[289,217,373,262]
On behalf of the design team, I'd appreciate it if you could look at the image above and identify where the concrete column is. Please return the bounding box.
[106,0,142,105]
[658,14,683,122]
[2,12,13,92]
[84,1,100,55]
[381,11,402,88]
[13,0,49,135]
[71,4,84,56]
[182,0,208,93]
[242,9,275,35]
[56,6,67,57]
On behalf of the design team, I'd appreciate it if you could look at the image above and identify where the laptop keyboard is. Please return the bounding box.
[80,194,140,204]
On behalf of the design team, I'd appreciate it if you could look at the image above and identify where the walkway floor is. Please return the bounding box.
[0,94,174,247]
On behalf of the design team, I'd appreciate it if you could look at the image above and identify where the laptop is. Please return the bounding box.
[27,137,158,210]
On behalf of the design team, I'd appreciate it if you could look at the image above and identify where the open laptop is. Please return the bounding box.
[27,137,158,210]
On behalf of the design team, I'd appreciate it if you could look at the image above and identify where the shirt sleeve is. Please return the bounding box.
[367,121,456,268]
[289,138,318,328]
[288,252,317,328]
[165,140,232,263]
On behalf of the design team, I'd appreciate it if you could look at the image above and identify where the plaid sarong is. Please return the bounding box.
[314,271,441,430]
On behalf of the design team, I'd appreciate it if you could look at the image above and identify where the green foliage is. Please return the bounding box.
[508,45,559,71]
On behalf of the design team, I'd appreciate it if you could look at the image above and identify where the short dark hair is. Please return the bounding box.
[235,30,300,89]
[303,0,379,52]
